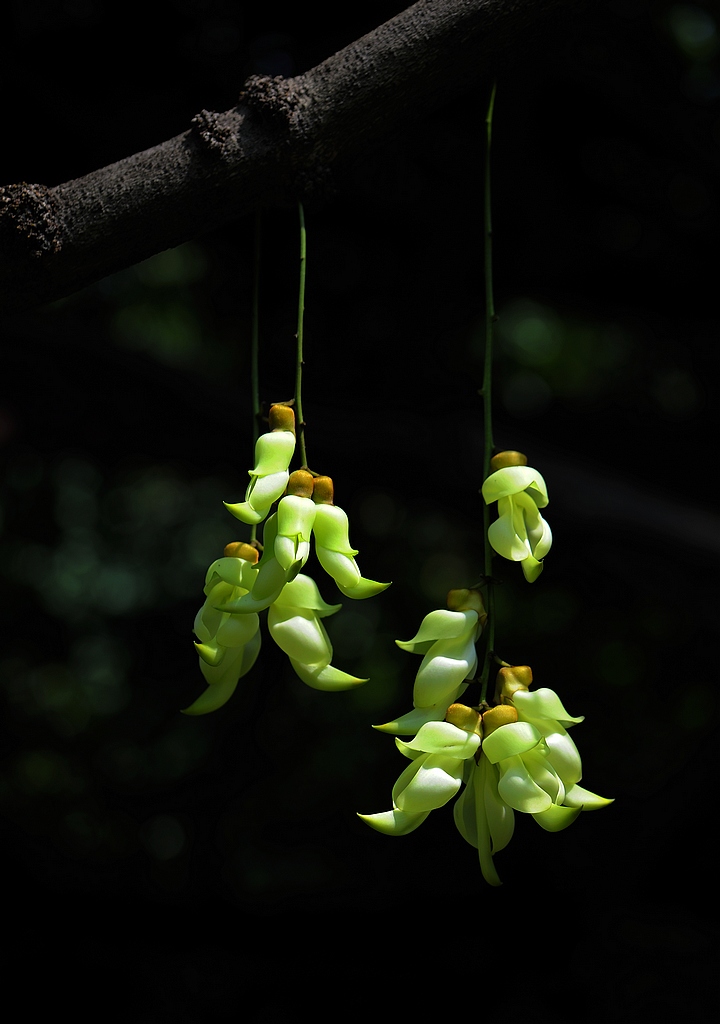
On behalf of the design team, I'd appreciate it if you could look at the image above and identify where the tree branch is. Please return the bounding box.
[0,0,580,315]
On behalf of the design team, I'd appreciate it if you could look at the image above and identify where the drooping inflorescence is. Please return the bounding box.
[185,405,390,715]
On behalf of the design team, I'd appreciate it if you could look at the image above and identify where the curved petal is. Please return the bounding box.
[193,640,225,666]
[357,808,430,836]
[336,576,391,599]
[481,721,541,763]
[267,606,331,666]
[215,611,260,648]
[563,784,614,810]
[249,430,296,477]
[395,753,464,813]
[521,555,544,582]
[181,672,240,716]
[497,755,554,813]
[482,466,549,504]
[223,500,266,525]
[537,727,583,789]
[289,658,368,691]
[315,548,361,589]
[404,721,481,759]
[482,756,515,854]
[488,501,531,561]
[276,495,317,539]
[513,688,584,726]
[372,685,468,735]
[312,504,358,555]
[476,757,504,886]
[396,609,477,651]
[412,644,477,708]
[245,470,290,509]
[272,574,341,617]
[454,764,480,848]
[532,804,582,832]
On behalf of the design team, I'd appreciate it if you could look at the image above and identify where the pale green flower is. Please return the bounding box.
[359,710,481,836]
[212,512,291,614]
[274,471,317,575]
[311,476,390,599]
[224,405,296,525]
[267,572,368,691]
[455,683,613,885]
[361,654,613,887]
[395,589,485,708]
[183,543,262,715]
[481,451,551,582]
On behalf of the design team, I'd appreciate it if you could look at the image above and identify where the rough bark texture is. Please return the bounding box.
[0,0,581,314]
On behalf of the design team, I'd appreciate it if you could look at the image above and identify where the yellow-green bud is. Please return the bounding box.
[287,470,315,499]
[482,704,518,736]
[447,588,486,616]
[490,450,528,471]
[495,665,533,704]
[312,476,335,504]
[223,541,259,563]
[268,404,296,433]
[445,703,483,736]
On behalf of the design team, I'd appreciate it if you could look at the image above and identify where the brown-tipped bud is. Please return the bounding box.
[490,450,528,471]
[445,703,483,737]
[286,469,314,499]
[495,664,533,704]
[447,588,486,616]
[312,475,334,504]
[223,541,259,563]
[268,404,296,433]
[482,704,518,736]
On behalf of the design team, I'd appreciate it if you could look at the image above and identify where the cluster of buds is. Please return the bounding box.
[360,621,612,885]
[482,450,552,582]
[186,405,389,713]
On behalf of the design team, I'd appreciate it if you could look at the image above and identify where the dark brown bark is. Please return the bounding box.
[0,0,581,315]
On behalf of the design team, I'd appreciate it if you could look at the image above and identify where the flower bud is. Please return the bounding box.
[445,703,482,736]
[447,588,485,616]
[286,469,315,499]
[490,450,528,471]
[223,541,259,563]
[312,475,334,504]
[481,704,518,736]
[495,665,533,704]
[268,403,295,433]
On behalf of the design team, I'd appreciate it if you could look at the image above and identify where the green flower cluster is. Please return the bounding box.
[360,633,612,885]
[185,405,389,715]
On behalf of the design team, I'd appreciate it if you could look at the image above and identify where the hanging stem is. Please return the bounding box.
[295,201,308,468]
[479,82,497,705]
[249,211,262,544]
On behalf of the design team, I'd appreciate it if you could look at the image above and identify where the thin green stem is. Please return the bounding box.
[249,211,262,544]
[295,202,308,468]
[479,81,497,705]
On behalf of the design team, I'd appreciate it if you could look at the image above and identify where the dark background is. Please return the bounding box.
[1,1,718,1019]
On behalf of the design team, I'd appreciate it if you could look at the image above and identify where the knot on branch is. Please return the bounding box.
[241,75,312,138]
[0,182,61,260]
[190,109,240,161]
